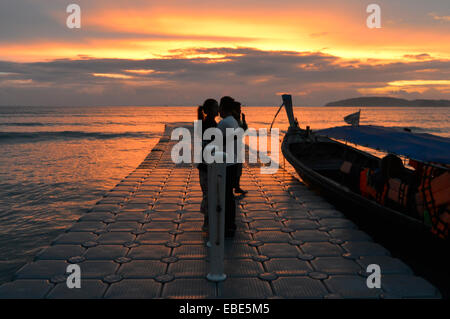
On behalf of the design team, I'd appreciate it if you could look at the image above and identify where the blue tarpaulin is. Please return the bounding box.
[316,125,450,164]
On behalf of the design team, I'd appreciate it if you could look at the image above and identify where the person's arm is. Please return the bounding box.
[241,113,248,131]
[216,120,227,153]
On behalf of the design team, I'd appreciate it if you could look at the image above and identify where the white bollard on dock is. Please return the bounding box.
[206,153,227,282]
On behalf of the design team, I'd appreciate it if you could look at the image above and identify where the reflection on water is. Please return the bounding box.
[0,105,448,284]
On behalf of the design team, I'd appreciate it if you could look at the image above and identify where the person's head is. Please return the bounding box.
[231,101,242,121]
[380,154,404,179]
[197,98,219,120]
[219,96,235,118]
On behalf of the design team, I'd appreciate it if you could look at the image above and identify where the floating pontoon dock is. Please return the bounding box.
[0,124,440,299]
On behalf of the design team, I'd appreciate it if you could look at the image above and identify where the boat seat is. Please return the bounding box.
[308,159,343,171]
[340,161,353,174]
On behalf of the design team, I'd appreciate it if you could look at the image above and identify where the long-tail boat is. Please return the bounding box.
[279,94,449,242]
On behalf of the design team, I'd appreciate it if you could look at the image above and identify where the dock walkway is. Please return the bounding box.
[0,124,441,299]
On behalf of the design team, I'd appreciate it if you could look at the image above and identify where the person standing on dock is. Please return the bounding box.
[217,96,240,237]
[197,99,219,232]
[232,101,248,195]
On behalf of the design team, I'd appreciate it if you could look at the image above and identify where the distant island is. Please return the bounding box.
[325,97,450,107]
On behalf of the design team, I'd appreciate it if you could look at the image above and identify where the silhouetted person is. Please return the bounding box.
[370,154,406,204]
[218,96,240,237]
[219,96,235,116]
[197,99,219,232]
[231,101,248,194]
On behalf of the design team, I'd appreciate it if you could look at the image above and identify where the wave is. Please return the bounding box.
[0,121,156,127]
[0,122,48,127]
[0,131,159,143]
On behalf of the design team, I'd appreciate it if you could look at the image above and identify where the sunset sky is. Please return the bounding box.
[0,0,449,106]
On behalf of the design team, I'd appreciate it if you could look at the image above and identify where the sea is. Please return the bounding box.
[0,106,449,284]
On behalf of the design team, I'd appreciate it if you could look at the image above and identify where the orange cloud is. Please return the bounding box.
[92,73,134,79]
[429,13,450,22]
[1,3,450,63]
[358,80,450,95]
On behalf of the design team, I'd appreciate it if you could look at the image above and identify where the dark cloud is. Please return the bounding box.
[403,53,432,60]
[0,47,449,106]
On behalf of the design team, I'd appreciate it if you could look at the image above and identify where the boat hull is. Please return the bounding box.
[281,128,445,243]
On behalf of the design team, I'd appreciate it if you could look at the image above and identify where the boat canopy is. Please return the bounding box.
[316,125,450,165]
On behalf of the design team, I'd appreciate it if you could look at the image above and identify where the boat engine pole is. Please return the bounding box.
[282,94,298,129]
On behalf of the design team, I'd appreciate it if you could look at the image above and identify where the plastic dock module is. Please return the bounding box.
[0,123,441,299]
